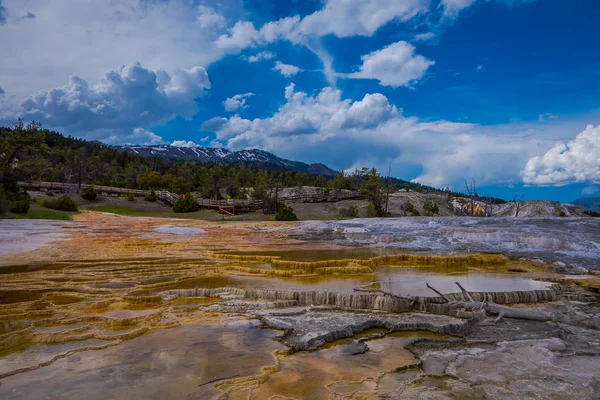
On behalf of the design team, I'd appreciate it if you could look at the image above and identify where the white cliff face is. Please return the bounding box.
[295,218,600,272]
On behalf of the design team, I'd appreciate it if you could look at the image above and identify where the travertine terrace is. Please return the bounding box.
[0,212,599,399]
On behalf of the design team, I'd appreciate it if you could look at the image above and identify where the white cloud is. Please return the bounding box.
[215,20,260,50]
[273,61,301,77]
[347,41,434,87]
[414,32,436,42]
[202,84,551,188]
[216,0,428,48]
[441,0,538,18]
[296,0,427,38]
[171,140,198,148]
[196,5,226,30]
[246,51,275,63]
[104,128,165,146]
[213,0,429,84]
[522,124,600,186]
[441,0,477,17]
[0,0,226,100]
[582,185,598,196]
[19,62,209,143]
[223,92,253,112]
[476,64,485,72]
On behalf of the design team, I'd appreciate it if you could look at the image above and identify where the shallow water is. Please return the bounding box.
[0,320,283,399]
[226,247,406,262]
[0,242,560,399]
[224,267,550,295]
[0,339,113,377]
[245,331,449,399]
[153,226,207,235]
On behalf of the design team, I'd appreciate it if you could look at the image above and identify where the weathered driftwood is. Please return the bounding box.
[425,281,556,322]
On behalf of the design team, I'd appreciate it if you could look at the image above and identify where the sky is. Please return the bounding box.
[0,0,599,202]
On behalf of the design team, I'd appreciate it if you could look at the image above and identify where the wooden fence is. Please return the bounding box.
[18,181,149,196]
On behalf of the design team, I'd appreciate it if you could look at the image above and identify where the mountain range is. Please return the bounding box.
[115,145,337,176]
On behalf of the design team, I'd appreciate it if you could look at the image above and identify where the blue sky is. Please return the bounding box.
[1,0,599,202]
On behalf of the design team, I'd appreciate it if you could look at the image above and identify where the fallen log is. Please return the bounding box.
[426,282,556,322]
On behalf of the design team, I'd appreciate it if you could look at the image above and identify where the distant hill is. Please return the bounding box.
[115,145,337,177]
[571,197,600,212]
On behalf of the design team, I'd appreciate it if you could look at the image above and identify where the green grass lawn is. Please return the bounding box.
[6,204,76,221]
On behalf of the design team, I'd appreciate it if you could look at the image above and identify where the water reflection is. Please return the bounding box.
[0,320,283,400]
[222,267,550,295]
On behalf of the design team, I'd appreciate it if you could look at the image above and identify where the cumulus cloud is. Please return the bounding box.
[476,64,485,72]
[104,128,165,146]
[19,62,209,143]
[171,140,198,148]
[196,5,226,30]
[273,61,301,77]
[215,20,261,50]
[246,51,275,63]
[522,124,600,186]
[0,0,225,100]
[295,0,427,38]
[347,41,434,87]
[202,83,546,188]
[223,93,253,112]
[215,0,428,50]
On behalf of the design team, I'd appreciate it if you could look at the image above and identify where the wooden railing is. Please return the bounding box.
[18,181,149,196]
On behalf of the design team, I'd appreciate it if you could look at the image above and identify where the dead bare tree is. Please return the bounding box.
[484,197,496,217]
[464,179,477,216]
[511,186,524,217]
[384,164,393,214]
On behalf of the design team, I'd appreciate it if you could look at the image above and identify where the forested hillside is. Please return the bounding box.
[0,120,503,218]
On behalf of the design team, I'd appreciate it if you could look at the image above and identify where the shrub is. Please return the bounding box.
[402,201,420,216]
[366,201,377,218]
[366,201,389,218]
[173,193,200,213]
[10,199,30,214]
[46,190,55,196]
[43,195,78,211]
[424,200,439,215]
[127,195,136,201]
[81,187,98,201]
[275,203,297,221]
[339,204,359,218]
[144,191,157,202]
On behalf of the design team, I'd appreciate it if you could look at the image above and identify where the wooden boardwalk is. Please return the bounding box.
[19,181,361,215]
[18,181,149,196]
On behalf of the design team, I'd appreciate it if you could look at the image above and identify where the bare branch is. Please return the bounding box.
[426,282,450,303]
[455,282,475,303]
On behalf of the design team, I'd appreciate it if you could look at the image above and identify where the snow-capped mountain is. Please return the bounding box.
[114,145,337,176]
